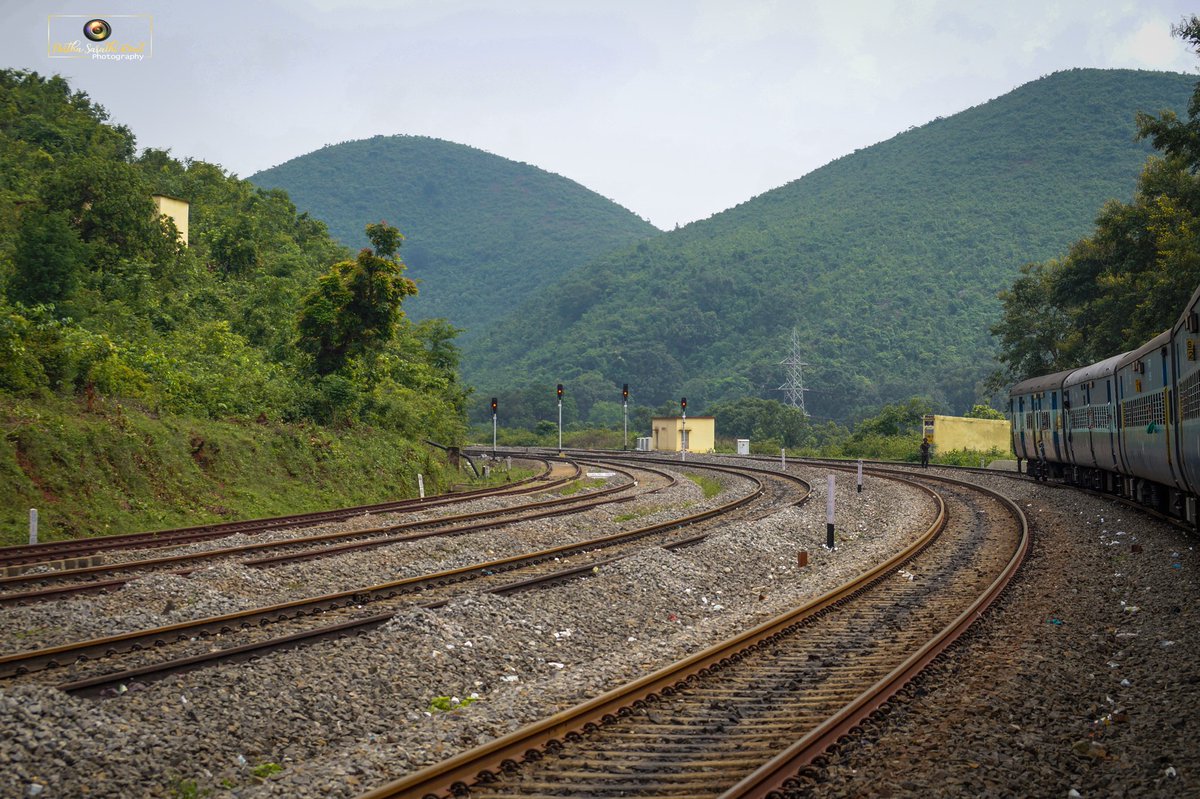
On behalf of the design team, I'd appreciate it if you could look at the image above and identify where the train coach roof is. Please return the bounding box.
[1116,329,1171,367]
[1009,368,1075,397]
[1172,283,1200,333]
[1064,352,1129,387]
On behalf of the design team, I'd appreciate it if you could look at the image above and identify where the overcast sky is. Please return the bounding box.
[3,1,1197,229]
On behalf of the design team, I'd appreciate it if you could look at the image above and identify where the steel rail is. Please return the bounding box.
[353,472,947,799]
[0,461,768,679]
[49,465,796,695]
[0,458,565,568]
[720,469,1029,798]
[0,462,660,605]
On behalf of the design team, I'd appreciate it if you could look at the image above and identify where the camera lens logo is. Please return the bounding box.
[83,19,111,42]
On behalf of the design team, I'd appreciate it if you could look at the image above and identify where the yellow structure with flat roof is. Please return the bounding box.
[921,414,1012,454]
[651,416,715,453]
[151,194,189,246]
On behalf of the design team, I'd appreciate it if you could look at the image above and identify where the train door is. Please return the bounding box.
[1049,388,1063,461]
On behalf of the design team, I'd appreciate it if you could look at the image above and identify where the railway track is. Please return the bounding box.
[0,457,566,570]
[355,469,1027,799]
[0,462,664,605]
[1,460,807,691]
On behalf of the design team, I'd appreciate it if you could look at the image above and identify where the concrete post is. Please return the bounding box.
[826,474,835,550]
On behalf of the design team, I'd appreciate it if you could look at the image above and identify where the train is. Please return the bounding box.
[1009,283,1200,525]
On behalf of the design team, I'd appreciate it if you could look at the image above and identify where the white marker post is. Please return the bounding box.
[857,459,863,493]
[417,473,425,499]
[781,448,787,468]
[826,474,835,550]
[29,508,38,545]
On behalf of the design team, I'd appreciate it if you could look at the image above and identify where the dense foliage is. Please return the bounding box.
[993,23,1200,383]
[250,135,660,339]
[463,69,1194,428]
[0,70,466,442]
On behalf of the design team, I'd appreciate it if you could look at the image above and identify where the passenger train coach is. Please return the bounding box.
[1009,283,1200,525]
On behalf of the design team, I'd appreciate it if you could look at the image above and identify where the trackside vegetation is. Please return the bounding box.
[0,70,471,539]
[992,20,1200,386]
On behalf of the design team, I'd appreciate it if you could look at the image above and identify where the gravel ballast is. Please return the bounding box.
[3,460,1195,798]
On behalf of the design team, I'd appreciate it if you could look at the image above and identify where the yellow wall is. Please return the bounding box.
[923,414,1012,454]
[650,416,715,452]
[152,194,189,246]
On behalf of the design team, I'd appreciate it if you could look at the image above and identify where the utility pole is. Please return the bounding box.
[778,327,810,416]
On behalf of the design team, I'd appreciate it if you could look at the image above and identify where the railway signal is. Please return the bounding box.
[556,384,564,452]
[680,397,687,461]
[491,397,498,457]
[622,384,629,450]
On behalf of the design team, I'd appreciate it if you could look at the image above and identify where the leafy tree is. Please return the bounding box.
[1136,16,1200,168]
[8,209,86,306]
[992,19,1200,384]
[852,398,938,438]
[297,222,418,375]
[965,404,1005,420]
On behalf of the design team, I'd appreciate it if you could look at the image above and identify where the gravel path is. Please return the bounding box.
[0,464,925,798]
[785,468,1200,799]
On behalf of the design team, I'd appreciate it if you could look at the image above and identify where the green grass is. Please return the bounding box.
[613,505,663,523]
[558,478,606,496]
[684,473,723,499]
[0,395,465,546]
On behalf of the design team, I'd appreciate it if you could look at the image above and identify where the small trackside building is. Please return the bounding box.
[151,193,190,246]
[651,416,715,453]
[921,414,1013,455]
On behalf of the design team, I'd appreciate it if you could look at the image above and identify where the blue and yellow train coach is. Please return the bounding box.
[1009,284,1200,525]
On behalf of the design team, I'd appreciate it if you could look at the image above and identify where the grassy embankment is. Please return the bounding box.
[0,396,479,547]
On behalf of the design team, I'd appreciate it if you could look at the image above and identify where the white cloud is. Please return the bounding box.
[2,0,1197,227]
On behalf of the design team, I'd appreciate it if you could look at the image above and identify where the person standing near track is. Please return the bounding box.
[919,437,931,468]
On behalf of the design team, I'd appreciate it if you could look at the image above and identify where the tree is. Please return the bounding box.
[297,222,417,375]
[992,17,1200,385]
[8,210,86,307]
[1136,16,1200,168]
[965,404,1005,420]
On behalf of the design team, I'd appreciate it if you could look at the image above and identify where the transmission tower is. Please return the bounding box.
[778,327,809,415]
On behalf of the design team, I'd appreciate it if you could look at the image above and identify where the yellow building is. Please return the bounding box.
[151,193,190,246]
[651,416,715,453]
[921,414,1012,454]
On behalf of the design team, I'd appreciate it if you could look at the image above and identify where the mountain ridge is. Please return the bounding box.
[461,68,1196,424]
[250,135,660,339]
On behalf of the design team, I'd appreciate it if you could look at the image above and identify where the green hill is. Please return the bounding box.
[464,69,1197,425]
[250,136,660,337]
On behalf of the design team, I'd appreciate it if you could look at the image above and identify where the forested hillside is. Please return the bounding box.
[0,70,468,538]
[464,69,1195,426]
[250,136,660,337]
[994,22,1200,383]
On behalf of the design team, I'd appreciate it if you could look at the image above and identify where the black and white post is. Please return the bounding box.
[826,474,836,549]
[556,384,564,452]
[857,459,863,493]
